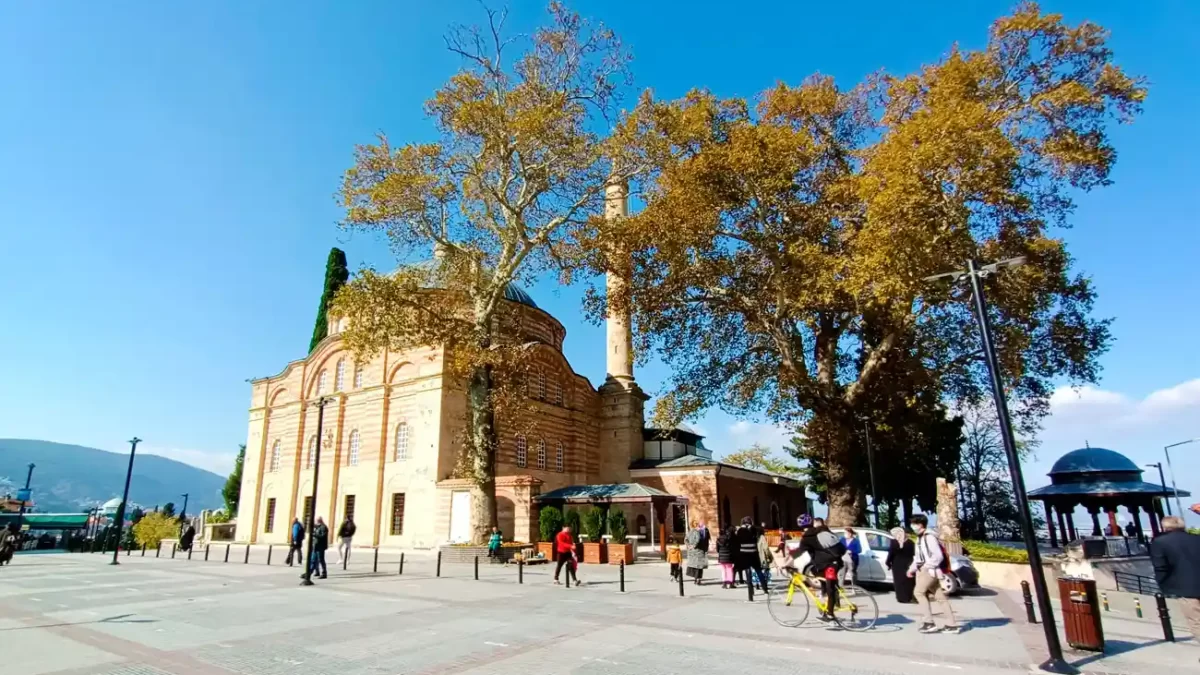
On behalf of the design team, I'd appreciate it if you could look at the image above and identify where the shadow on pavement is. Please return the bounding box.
[1,613,159,632]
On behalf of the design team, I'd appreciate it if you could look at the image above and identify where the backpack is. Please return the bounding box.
[921,533,952,574]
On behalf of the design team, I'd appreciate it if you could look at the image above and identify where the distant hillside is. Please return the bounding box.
[0,439,224,514]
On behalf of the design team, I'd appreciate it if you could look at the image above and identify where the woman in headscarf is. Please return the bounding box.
[886,526,916,604]
[685,521,708,585]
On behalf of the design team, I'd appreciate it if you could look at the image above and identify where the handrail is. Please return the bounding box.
[1113,570,1159,595]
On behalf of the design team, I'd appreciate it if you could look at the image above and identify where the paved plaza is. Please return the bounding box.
[0,549,1196,675]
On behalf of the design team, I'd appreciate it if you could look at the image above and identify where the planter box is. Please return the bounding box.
[582,541,607,564]
[607,542,634,565]
[537,542,555,560]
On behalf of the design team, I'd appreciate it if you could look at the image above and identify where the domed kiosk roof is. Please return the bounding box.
[1048,447,1140,477]
[502,284,537,309]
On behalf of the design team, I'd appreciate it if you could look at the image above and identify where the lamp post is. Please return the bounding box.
[1146,463,1171,516]
[302,396,332,586]
[926,258,1071,674]
[1163,439,1197,518]
[111,437,141,565]
[15,463,35,534]
[862,419,879,528]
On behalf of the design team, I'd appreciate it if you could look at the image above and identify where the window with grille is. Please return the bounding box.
[336,359,346,391]
[390,493,406,535]
[536,439,546,470]
[317,370,327,396]
[343,494,356,522]
[395,423,409,461]
[306,436,316,469]
[303,496,314,527]
[535,370,546,400]
[348,430,360,466]
[264,498,276,533]
[553,378,564,406]
[353,363,363,388]
[515,434,527,468]
[269,440,281,472]
[556,442,564,472]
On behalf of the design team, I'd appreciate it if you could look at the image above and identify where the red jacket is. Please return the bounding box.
[555,531,575,554]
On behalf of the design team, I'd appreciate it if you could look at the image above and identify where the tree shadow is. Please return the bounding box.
[1069,639,1162,669]
[1,613,159,631]
[963,617,1012,631]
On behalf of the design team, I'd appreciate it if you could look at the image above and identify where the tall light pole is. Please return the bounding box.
[15,463,35,534]
[1145,463,1171,516]
[111,437,141,566]
[927,258,1071,674]
[302,396,331,587]
[1163,439,1197,518]
[862,419,879,528]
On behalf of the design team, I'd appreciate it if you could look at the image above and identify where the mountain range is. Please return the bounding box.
[0,439,225,514]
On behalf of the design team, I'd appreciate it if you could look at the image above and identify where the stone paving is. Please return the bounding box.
[0,549,1196,674]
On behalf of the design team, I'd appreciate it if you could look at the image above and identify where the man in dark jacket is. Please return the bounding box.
[1151,516,1200,646]
[286,518,305,566]
[799,517,847,619]
[336,516,356,567]
[308,517,329,579]
[734,517,769,593]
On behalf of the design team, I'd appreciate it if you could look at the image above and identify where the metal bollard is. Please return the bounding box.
[373,548,379,573]
[204,544,210,561]
[187,546,193,560]
[224,544,230,563]
[518,558,524,584]
[142,543,147,557]
[565,562,571,588]
[1135,597,1143,618]
[436,550,442,577]
[343,552,347,571]
[156,542,162,558]
[126,545,130,557]
[1101,592,1109,611]
[1155,594,1175,642]
[747,575,754,602]
[1020,581,1037,623]
[619,560,625,593]
[678,569,684,597]
[172,542,177,558]
[267,544,273,566]
[244,544,250,564]
[474,555,479,580]
[399,552,405,575]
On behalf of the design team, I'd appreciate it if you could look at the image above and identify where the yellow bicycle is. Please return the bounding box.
[767,571,879,632]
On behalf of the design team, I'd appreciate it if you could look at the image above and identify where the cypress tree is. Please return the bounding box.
[309,247,349,352]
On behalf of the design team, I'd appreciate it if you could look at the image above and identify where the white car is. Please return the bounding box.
[784,527,979,595]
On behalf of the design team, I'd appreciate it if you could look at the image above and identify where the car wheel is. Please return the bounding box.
[940,573,961,596]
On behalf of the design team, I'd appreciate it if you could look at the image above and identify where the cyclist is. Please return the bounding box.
[799,517,846,621]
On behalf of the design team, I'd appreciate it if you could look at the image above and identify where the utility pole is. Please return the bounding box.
[1146,463,1171,516]
[863,420,879,528]
[302,396,331,586]
[111,438,141,566]
[179,493,190,537]
[927,258,1072,674]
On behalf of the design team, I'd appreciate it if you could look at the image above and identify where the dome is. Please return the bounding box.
[503,284,537,308]
[101,497,124,513]
[1048,447,1140,476]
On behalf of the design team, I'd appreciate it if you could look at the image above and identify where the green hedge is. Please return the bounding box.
[962,539,1029,564]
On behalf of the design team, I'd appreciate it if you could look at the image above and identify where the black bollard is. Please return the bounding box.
[678,569,685,597]
[343,552,347,571]
[619,560,625,593]
[1020,581,1038,623]
[224,544,230,563]
[373,548,379,573]
[142,543,147,557]
[172,542,177,559]
[475,555,479,580]
[156,542,162,558]
[436,550,442,577]
[204,544,210,561]
[518,558,524,584]
[1155,594,1175,642]
[399,552,405,575]
[565,563,571,589]
[747,575,754,602]
[267,544,273,566]
[126,546,130,557]
[244,545,250,564]
[187,545,193,560]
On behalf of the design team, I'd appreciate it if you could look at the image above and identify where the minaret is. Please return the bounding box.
[597,179,647,483]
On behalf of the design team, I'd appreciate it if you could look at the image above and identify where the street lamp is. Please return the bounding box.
[302,396,332,587]
[111,437,141,566]
[926,258,1071,674]
[15,463,35,534]
[859,418,880,528]
[1164,438,1198,518]
[179,493,190,537]
[1145,463,1171,516]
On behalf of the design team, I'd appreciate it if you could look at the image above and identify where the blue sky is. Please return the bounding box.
[2,2,1197,519]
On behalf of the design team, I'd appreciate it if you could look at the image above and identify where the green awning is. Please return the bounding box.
[0,513,89,529]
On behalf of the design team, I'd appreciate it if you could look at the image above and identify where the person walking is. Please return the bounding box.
[1150,515,1200,651]
[886,526,916,603]
[667,543,684,582]
[843,526,861,585]
[716,526,736,589]
[755,525,774,589]
[553,523,581,586]
[908,514,961,634]
[308,517,329,579]
[685,521,709,585]
[335,516,356,566]
[734,517,769,593]
[286,517,305,566]
[179,524,196,552]
[487,527,503,559]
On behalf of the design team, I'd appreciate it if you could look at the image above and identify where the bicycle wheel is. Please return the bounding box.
[767,579,811,627]
[830,583,879,632]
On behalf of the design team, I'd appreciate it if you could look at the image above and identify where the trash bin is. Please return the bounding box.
[1058,576,1104,652]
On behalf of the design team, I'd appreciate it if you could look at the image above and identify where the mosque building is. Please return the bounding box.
[233,184,808,550]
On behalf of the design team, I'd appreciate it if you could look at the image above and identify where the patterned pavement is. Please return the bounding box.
[0,549,1195,674]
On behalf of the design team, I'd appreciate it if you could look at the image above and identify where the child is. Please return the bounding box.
[667,543,683,582]
[487,527,502,558]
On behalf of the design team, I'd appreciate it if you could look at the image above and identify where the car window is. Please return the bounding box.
[865,533,892,552]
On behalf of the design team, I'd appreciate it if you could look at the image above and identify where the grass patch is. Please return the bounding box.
[962,539,1030,564]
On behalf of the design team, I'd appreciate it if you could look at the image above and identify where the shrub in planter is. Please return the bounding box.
[607,509,634,565]
[582,505,607,563]
[537,506,563,559]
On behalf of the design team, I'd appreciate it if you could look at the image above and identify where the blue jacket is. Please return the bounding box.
[291,521,305,544]
[844,535,862,564]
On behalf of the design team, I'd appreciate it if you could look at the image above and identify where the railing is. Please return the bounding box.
[1113,570,1159,595]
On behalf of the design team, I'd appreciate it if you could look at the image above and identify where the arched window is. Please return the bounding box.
[536,439,546,470]
[316,370,327,396]
[335,359,346,391]
[348,430,360,466]
[515,434,527,468]
[353,363,363,388]
[534,370,546,400]
[555,441,564,472]
[394,423,409,461]
[269,440,281,472]
[548,376,562,406]
[306,436,316,469]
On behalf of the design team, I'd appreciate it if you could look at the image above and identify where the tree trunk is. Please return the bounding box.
[467,362,498,544]
[809,411,863,527]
